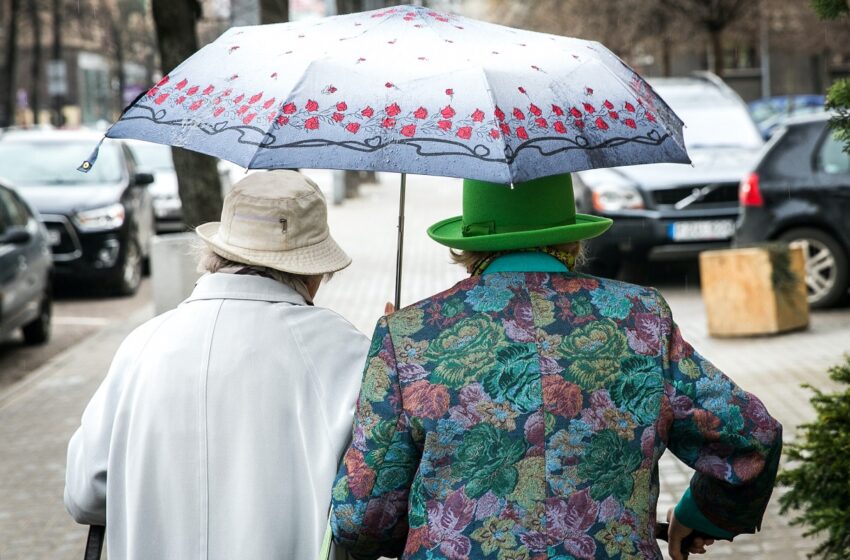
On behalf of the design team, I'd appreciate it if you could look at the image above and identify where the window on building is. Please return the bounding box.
[724,45,760,70]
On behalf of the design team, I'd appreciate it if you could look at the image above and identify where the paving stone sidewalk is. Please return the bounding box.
[1,172,848,559]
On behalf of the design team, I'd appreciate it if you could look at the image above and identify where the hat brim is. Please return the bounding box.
[196,222,352,275]
[427,214,613,251]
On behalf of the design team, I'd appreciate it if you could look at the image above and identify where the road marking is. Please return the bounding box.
[52,316,111,326]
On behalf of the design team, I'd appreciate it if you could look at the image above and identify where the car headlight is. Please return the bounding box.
[74,203,126,231]
[588,183,645,211]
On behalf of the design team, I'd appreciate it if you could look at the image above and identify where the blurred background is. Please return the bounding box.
[1,0,849,129]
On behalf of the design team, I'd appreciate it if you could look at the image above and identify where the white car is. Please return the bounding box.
[125,140,242,233]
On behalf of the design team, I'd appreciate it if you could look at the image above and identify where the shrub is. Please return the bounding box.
[812,0,850,154]
[778,356,850,559]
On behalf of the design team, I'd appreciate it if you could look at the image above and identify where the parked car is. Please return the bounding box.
[0,180,52,344]
[0,129,155,295]
[735,113,850,308]
[748,95,825,139]
[125,140,238,233]
[574,73,764,278]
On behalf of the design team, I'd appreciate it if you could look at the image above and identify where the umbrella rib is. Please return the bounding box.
[242,10,399,171]
[478,66,513,184]
[587,44,688,157]
[243,57,327,171]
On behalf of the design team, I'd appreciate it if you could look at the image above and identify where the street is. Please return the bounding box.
[0,172,849,559]
[0,280,152,391]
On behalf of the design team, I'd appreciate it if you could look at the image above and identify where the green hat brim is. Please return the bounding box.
[427,213,613,251]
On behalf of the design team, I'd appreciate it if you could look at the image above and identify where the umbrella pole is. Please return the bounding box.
[394,173,407,311]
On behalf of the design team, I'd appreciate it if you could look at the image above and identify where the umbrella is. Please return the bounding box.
[81,4,690,306]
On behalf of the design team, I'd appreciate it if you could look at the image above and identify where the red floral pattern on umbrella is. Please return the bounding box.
[89,3,688,184]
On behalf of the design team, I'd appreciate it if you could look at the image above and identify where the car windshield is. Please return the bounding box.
[0,140,124,186]
[653,84,763,150]
[129,142,174,172]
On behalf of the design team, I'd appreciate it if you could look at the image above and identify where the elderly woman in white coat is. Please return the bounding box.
[64,170,369,560]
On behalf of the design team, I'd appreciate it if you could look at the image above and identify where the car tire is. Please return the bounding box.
[112,238,143,296]
[22,289,52,345]
[778,228,849,309]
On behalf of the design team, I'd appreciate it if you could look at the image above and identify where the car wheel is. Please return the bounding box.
[779,228,850,309]
[113,238,143,296]
[22,289,52,345]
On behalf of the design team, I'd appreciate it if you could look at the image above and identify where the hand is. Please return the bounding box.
[384,302,395,315]
[667,507,715,559]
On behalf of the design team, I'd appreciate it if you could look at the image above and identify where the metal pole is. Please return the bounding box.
[394,173,406,311]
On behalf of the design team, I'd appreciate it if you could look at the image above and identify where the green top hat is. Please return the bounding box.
[427,174,613,251]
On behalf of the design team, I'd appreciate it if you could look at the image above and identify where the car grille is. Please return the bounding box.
[651,183,739,209]
[41,214,82,261]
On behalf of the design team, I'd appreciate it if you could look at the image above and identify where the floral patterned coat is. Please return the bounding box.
[330,272,783,560]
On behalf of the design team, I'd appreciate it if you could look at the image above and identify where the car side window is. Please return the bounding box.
[817,132,850,175]
[0,190,12,235]
[12,194,33,225]
[0,189,29,226]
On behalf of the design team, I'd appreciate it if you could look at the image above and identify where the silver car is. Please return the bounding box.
[125,141,238,234]
[574,73,764,277]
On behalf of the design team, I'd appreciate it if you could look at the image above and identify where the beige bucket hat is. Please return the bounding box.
[196,170,351,275]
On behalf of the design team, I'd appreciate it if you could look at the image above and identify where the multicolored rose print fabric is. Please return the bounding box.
[331,272,782,559]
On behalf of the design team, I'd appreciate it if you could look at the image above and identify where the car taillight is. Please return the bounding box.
[739,172,764,207]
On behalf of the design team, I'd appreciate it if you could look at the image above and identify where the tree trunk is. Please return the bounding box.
[151,0,223,228]
[660,36,672,77]
[1,0,21,127]
[709,27,724,77]
[259,0,287,23]
[29,0,43,123]
[108,4,127,115]
[51,0,64,125]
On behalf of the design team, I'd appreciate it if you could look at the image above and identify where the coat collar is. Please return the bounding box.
[482,252,570,274]
[184,272,307,306]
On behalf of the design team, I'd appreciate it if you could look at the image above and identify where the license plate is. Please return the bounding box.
[46,229,62,246]
[668,220,735,241]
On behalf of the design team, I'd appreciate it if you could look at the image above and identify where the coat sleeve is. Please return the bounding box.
[64,317,163,525]
[330,317,420,560]
[64,340,130,524]
[657,292,783,539]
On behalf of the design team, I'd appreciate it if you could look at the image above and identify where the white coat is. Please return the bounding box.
[64,272,370,560]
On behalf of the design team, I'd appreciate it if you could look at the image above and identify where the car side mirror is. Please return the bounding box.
[134,172,155,187]
[0,226,32,245]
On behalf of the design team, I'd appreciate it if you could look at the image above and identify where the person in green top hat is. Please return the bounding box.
[428,173,611,275]
[330,173,782,560]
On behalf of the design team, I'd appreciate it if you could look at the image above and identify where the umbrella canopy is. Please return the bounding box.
[86,4,689,183]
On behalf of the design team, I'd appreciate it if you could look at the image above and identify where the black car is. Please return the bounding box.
[0,129,155,295]
[574,74,764,277]
[735,113,850,308]
[0,180,52,344]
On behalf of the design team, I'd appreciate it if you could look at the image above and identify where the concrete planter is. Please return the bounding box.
[150,233,202,315]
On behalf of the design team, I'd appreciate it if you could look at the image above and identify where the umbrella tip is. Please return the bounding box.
[77,137,105,174]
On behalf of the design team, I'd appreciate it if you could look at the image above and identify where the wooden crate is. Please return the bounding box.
[699,245,809,337]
